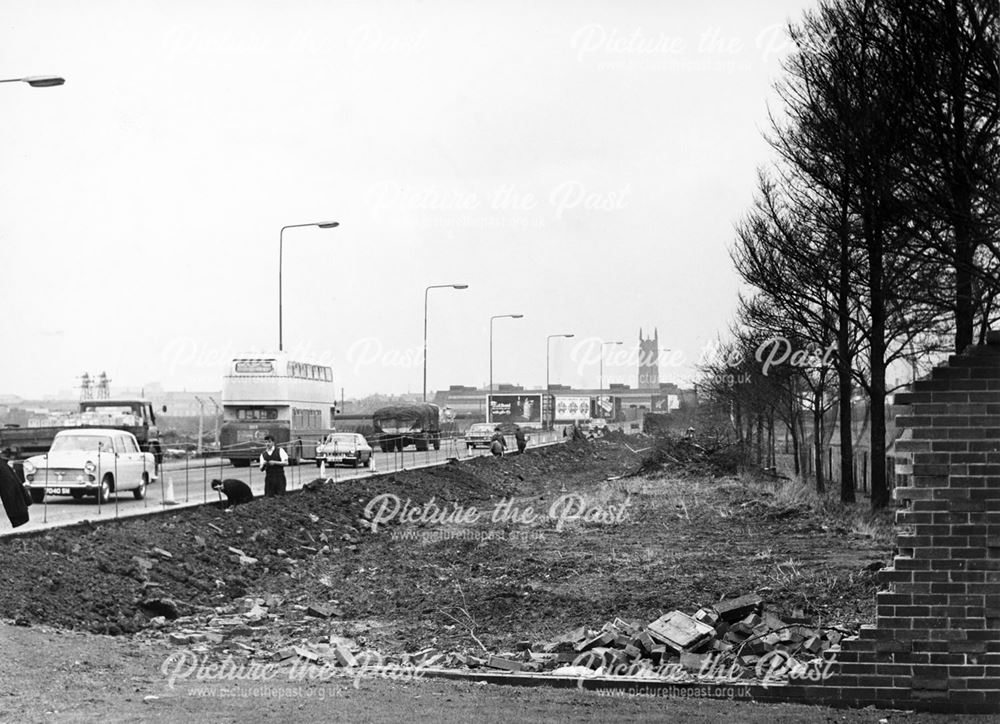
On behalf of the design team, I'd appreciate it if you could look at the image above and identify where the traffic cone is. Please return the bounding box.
[161,473,178,505]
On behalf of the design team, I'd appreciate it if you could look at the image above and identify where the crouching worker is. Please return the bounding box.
[211,478,254,510]
[490,427,506,458]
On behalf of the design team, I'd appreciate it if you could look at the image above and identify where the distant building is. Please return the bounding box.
[638,328,660,389]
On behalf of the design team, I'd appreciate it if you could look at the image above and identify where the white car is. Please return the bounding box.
[315,432,373,468]
[22,428,156,504]
[464,423,495,450]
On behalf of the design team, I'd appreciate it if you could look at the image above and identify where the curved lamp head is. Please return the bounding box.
[317,221,340,229]
[25,76,65,87]
[512,314,524,319]
[452,284,469,290]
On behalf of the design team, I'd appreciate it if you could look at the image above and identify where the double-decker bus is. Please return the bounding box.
[219,353,336,466]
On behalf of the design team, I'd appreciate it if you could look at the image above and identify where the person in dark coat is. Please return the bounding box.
[514,426,528,454]
[490,427,507,457]
[0,456,30,528]
[259,435,288,497]
[211,478,254,509]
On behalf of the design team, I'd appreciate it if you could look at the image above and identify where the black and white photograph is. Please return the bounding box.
[1,0,998,720]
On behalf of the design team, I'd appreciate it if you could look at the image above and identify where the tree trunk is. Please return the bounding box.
[837,203,856,503]
[788,404,802,477]
[866,207,890,510]
[944,0,976,354]
[767,413,775,468]
[756,414,764,466]
[813,390,825,495]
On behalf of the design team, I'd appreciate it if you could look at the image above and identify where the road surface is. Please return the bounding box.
[1,431,564,537]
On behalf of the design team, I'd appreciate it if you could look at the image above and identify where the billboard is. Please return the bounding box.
[593,395,620,420]
[554,396,591,421]
[651,394,680,413]
[489,394,543,425]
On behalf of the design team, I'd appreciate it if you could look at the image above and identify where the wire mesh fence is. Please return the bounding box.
[16,428,565,526]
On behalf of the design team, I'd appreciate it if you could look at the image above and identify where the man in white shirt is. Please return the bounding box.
[259,435,289,497]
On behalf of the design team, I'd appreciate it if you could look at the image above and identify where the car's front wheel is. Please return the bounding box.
[133,472,148,500]
[97,475,112,504]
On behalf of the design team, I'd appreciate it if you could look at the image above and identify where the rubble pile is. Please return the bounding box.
[631,435,745,478]
[157,592,852,687]
[460,594,850,680]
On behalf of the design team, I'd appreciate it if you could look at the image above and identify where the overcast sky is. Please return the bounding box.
[2,0,815,399]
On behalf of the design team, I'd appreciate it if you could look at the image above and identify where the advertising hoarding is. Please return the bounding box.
[489,394,543,425]
[651,394,680,413]
[593,395,620,420]
[554,396,591,421]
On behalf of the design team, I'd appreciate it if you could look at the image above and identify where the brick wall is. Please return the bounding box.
[790,332,1000,713]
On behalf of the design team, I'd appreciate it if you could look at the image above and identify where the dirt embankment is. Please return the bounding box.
[0,438,892,655]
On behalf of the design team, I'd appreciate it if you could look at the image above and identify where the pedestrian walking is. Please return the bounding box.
[259,435,288,497]
[515,425,528,454]
[0,455,30,528]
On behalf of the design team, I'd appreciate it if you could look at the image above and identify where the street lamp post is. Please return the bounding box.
[423,284,469,401]
[599,340,624,399]
[279,221,339,351]
[489,314,523,394]
[0,76,65,87]
[546,334,575,391]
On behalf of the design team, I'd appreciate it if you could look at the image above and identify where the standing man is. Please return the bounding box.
[0,455,30,528]
[514,425,528,454]
[259,435,288,497]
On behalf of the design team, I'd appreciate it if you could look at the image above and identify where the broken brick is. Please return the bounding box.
[712,594,762,623]
[646,611,715,652]
[802,636,823,654]
[294,646,319,663]
[575,631,615,652]
[333,645,357,668]
[306,603,341,619]
[486,656,524,672]
[693,608,720,627]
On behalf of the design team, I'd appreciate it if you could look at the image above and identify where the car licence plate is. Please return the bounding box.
[46,487,70,495]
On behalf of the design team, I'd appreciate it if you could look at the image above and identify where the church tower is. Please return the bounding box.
[638,328,659,389]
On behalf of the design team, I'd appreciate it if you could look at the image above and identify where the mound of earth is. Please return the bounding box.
[0,438,892,659]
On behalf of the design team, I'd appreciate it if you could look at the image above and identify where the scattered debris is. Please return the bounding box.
[630,435,745,478]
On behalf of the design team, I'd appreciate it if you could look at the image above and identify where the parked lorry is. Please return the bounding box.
[372,403,441,452]
[0,398,163,475]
